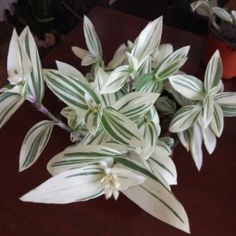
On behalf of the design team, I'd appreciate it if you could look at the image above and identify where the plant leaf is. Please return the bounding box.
[56,61,84,78]
[114,92,159,120]
[210,103,224,137]
[148,145,177,185]
[0,92,24,129]
[215,92,236,117]
[202,126,217,154]
[190,123,203,171]
[47,145,121,176]
[204,50,222,92]
[100,65,130,94]
[212,7,233,23]
[131,17,163,61]
[101,107,145,147]
[123,178,190,233]
[169,74,203,100]
[20,27,44,104]
[19,120,55,172]
[169,104,201,133]
[21,165,104,203]
[83,16,102,59]
[155,46,190,81]
[44,69,100,109]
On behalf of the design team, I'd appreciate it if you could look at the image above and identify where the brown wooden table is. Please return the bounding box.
[0,7,236,236]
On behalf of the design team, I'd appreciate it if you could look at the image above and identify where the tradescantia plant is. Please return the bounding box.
[191,0,236,43]
[1,15,236,233]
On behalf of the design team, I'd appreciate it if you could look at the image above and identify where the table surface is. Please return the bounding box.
[0,7,236,236]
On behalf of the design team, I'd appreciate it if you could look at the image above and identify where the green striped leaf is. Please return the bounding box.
[136,73,162,93]
[20,27,44,104]
[202,126,217,155]
[114,92,159,120]
[100,65,130,94]
[212,7,233,23]
[47,145,122,175]
[83,16,102,59]
[141,120,158,146]
[44,69,100,109]
[19,120,55,172]
[131,17,163,61]
[21,165,104,203]
[190,123,203,171]
[84,105,103,135]
[0,92,24,128]
[202,95,214,128]
[169,74,203,100]
[122,178,189,233]
[155,46,190,81]
[95,67,116,107]
[148,145,177,185]
[178,130,191,152]
[81,129,111,145]
[56,61,85,78]
[215,92,236,117]
[204,50,222,92]
[169,104,201,133]
[210,103,224,137]
[101,107,145,147]
[156,96,177,115]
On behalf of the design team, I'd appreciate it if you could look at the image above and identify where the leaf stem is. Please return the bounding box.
[27,96,70,132]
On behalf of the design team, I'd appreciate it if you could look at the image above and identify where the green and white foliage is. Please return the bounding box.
[169,50,236,170]
[191,0,236,31]
[2,13,236,234]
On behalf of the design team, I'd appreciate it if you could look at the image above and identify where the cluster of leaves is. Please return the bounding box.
[1,15,236,233]
[191,0,236,42]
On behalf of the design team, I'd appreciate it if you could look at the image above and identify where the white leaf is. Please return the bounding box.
[190,123,203,171]
[114,92,159,120]
[56,61,84,78]
[131,17,163,61]
[100,65,130,94]
[169,104,201,133]
[123,178,190,233]
[210,103,224,137]
[21,165,104,204]
[101,107,145,147]
[204,50,222,92]
[202,126,216,154]
[0,92,24,129]
[19,120,55,172]
[169,74,203,100]
[212,7,233,23]
[71,46,90,59]
[83,16,102,59]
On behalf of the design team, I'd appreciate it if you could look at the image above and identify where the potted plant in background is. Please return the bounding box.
[191,0,236,79]
[1,15,236,233]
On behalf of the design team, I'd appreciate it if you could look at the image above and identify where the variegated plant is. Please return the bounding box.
[191,0,236,42]
[1,15,236,234]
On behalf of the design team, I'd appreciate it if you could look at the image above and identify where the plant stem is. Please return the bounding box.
[27,96,70,132]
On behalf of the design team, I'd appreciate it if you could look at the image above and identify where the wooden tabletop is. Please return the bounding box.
[0,7,236,236]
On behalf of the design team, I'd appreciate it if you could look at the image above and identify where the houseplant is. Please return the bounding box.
[191,0,236,79]
[1,15,236,233]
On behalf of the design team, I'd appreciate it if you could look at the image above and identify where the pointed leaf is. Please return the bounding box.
[0,92,24,129]
[101,107,145,147]
[210,103,224,137]
[169,104,201,133]
[20,27,44,104]
[123,178,190,233]
[203,126,217,154]
[19,120,55,171]
[100,65,130,94]
[114,92,159,120]
[169,74,203,100]
[21,165,104,203]
[47,145,121,176]
[83,16,102,59]
[204,50,222,92]
[131,17,163,61]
